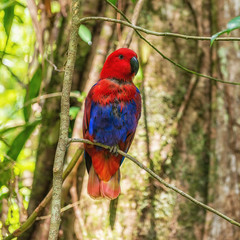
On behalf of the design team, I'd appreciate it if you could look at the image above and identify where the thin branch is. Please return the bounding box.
[4,149,83,240]
[46,58,65,72]
[24,91,81,107]
[123,0,145,48]
[78,17,240,42]
[37,200,82,221]
[70,138,240,228]
[5,92,81,121]
[70,174,87,239]
[48,0,81,238]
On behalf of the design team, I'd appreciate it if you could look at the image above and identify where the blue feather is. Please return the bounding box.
[89,100,137,146]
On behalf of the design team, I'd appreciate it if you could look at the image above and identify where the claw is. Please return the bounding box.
[109,145,119,156]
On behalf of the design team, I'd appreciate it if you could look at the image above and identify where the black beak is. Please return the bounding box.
[130,56,139,75]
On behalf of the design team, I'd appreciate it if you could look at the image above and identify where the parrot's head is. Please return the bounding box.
[100,48,139,82]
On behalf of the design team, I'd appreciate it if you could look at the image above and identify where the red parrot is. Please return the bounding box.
[83,48,141,200]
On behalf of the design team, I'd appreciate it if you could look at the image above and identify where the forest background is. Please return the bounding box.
[0,0,240,239]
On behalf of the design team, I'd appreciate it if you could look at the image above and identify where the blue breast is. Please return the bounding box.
[89,100,137,146]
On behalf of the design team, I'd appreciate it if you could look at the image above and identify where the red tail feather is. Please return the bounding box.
[87,166,121,200]
[87,166,101,199]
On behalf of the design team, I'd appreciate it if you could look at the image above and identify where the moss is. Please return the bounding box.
[170,120,209,239]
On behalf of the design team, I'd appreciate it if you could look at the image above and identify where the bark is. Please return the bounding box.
[170,0,213,238]
[136,43,157,240]
[0,199,9,237]
[203,0,240,239]
[132,0,213,239]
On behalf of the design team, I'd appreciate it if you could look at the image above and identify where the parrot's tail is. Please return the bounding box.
[87,165,121,200]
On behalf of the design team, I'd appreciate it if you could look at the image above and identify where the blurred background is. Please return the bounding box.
[0,0,240,239]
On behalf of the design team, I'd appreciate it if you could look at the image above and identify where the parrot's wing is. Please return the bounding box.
[120,87,141,165]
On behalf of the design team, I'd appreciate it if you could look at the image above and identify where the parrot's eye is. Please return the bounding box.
[118,54,124,59]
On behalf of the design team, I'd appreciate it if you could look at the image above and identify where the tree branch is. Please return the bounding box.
[78,17,240,42]
[48,0,81,239]
[70,138,240,228]
[123,0,145,48]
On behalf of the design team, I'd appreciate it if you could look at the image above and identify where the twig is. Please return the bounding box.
[48,0,81,238]
[70,174,87,239]
[78,17,240,42]
[4,148,83,240]
[24,91,81,107]
[46,58,65,72]
[5,92,81,122]
[77,16,240,42]
[36,200,82,221]
[123,0,145,48]
[26,0,43,56]
[69,138,240,228]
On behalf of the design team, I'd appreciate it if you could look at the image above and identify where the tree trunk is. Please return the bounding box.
[203,1,240,239]
[170,0,213,239]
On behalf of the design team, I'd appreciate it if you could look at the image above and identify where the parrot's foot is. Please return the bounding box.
[109,145,119,156]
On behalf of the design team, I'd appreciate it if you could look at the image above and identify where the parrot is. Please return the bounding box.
[83,48,141,200]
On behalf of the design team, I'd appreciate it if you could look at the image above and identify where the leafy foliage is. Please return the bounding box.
[6,120,40,161]
[3,4,15,38]
[23,67,42,122]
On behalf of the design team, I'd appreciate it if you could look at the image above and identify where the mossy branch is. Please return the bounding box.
[48,0,81,239]
[70,138,240,228]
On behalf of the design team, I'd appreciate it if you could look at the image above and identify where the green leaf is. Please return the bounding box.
[77,91,87,103]
[1,120,39,186]
[6,120,40,161]
[0,121,39,136]
[109,197,119,230]
[210,30,227,47]
[78,25,92,45]
[24,67,42,122]
[108,0,117,5]
[211,16,240,46]
[3,5,15,37]
[69,106,80,120]
[0,0,16,10]
[0,0,25,10]
[227,16,240,31]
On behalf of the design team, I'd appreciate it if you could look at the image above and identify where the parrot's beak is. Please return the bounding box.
[130,56,139,75]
